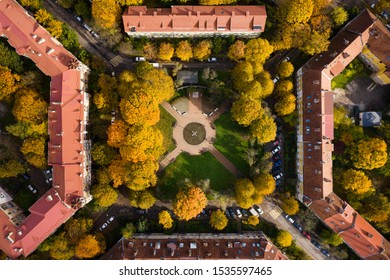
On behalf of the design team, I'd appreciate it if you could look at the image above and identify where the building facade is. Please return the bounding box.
[123,6,267,38]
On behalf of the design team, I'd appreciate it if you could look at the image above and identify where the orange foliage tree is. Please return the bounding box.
[173,186,207,221]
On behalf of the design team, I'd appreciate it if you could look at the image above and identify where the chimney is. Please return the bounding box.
[153,11,157,16]
[46,195,53,202]
[188,11,192,16]
[197,11,200,16]
[232,11,235,16]
[138,12,142,16]
[246,11,250,16]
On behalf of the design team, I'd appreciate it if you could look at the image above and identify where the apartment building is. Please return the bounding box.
[123,6,267,38]
[0,0,91,259]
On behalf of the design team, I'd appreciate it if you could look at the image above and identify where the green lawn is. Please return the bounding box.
[214,112,250,176]
[157,152,236,201]
[155,105,176,156]
[331,58,371,90]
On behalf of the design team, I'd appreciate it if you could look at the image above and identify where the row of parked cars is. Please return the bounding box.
[271,122,283,190]
[63,7,100,39]
[284,214,331,258]
[225,205,263,219]
[99,215,116,231]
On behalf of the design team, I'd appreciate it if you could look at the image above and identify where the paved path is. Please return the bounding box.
[159,93,240,177]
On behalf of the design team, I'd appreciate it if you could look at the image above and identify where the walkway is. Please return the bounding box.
[159,92,240,177]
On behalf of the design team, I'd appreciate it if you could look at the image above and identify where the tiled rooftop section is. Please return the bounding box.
[103,233,288,260]
[123,6,267,34]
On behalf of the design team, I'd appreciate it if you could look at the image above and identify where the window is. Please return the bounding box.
[130,26,136,32]
[308,109,312,113]
[307,95,311,99]
[253,25,262,31]
[306,119,311,123]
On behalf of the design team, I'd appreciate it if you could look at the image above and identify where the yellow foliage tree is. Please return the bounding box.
[232,61,254,92]
[35,9,52,25]
[0,159,25,179]
[143,42,157,60]
[341,169,373,195]
[277,62,294,79]
[0,66,19,101]
[247,215,260,227]
[12,89,47,124]
[129,190,156,209]
[250,114,277,143]
[107,120,128,148]
[235,178,264,209]
[276,230,293,247]
[173,186,207,221]
[227,40,246,61]
[253,174,276,196]
[275,94,297,116]
[281,195,299,215]
[46,19,63,38]
[175,40,193,62]
[245,38,274,70]
[108,159,127,187]
[75,234,104,259]
[231,97,263,127]
[278,0,314,24]
[21,137,46,156]
[91,184,118,207]
[119,92,160,126]
[117,0,143,5]
[275,80,294,97]
[92,0,121,29]
[193,40,212,61]
[125,159,158,191]
[48,232,75,260]
[158,210,173,229]
[256,71,274,98]
[142,70,175,102]
[158,42,175,61]
[350,138,387,170]
[210,210,228,230]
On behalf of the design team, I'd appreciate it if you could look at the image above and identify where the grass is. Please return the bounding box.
[214,112,250,176]
[331,58,371,90]
[155,105,176,156]
[13,188,37,212]
[183,122,206,145]
[157,152,236,201]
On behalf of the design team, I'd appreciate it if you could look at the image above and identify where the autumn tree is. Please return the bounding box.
[279,0,314,24]
[235,178,263,209]
[193,40,212,61]
[19,0,42,10]
[277,62,294,79]
[245,38,273,71]
[96,167,111,185]
[35,9,52,25]
[320,230,343,246]
[331,7,348,27]
[246,215,260,227]
[58,0,74,9]
[281,194,299,215]
[231,97,263,127]
[142,69,175,102]
[20,137,46,168]
[340,169,373,195]
[253,174,276,196]
[301,30,330,55]
[349,138,387,170]
[91,184,118,207]
[0,159,26,179]
[143,42,157,60]
[276,230,293,247]
[107,120,128,148]
[129,190,156,209]
[210,210,228,230]
[232,61,254,92]
[175,40,193,62]
[125,159,158,191]
[108,159,127,187]
[120,126,163,163]
[158,42,175,61]
[256,71,274,98]
[94,74,118,110]
[117,0,143,5]
[64,218,93,244]
[46,19,63,38]
[173,186,207,221]
[227,40,246,61]
[75,234,105,259]
[275,94,296,116]
[158,210,173,229]
[250,114,277,143]
[92,0,121,29]
[0,66,19,101]
[12,89,47,124]
[46,232,75,260]
[275,80,294,97]
[91,143,117,166]
[360,193,390,223]
[121,223,136,239]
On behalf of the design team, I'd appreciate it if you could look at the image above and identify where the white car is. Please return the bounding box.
[272,76,280,84]
[282,57,290,62]
[235,208,243,219]
[253,205,264,215]
[271,146,281,155]
[273,173,283,180]
[27,184,37,194]
[99,223,108,231]
[135,57,146,62]
[208,57,217,62]
[107,216,115,223]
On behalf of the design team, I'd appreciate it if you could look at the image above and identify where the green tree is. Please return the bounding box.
[331,7,348,27]
[0,66,19,101]
[277,62,294,79]
[193,40,212,61]
[340,169,373,195]
[64,218,93,244]
[281,194,299,215]
[250,114,277,143]
[210,210,228,230]
[92,0,121,28]
[58,0,74,8]
[91,143,117,166]
[227,40,246,61]
[320,230,343,246]
[74,0,91,19]
[158,42,175,61]
[0,42,24,73]
[91,184,118,207]
[275,94,296,116]
[121,223,136,238]
[75,234,104,259]
[129,190,156,209]
[349,138,387,170]
[231,97,263,127]
[47,232,75,260]
[6,122,46,139]
[175,40,193,62]
[173,186,207,221]
[276,230,293,247]
[158,210,173,229]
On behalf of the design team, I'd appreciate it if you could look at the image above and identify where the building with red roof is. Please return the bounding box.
[296,9,390,259]
[123,5,267,37]
[102,232,288,260]
[0,0,91,259]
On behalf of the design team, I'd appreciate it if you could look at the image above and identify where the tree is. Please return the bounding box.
[92,0,121,29]
[275,94,296,116]
[120,126,163,163]
[173,186,207,221]
[349,138,387,170]
[158,210,173,229]
[121,223,136,239]
[108,159,127,187]
[19,0,41,10]
[25,154,46,169]
[0,160,26,179]
[245,38,273,70]
[34,9,52,25]
[256,71,274,98]
[129,190,156,209]
[6,122,47,139]
[107,120,128,148]
[210,210,228,230]
[64,218,93,244]
[94,74,118,110]
[12,89,47,124]
[331,7,348,27]
[232,61,254,92]
[158,42,175,61]
[250,114,277,143]
[301,30,330,55]
[320,230,343,247]
[246,215,259,227]
[275,80,294,96]
[231,97,263,127]
[241,81,263,100]
[235,178,263,209]
[281,194,299,215]
[340,169,373,195]
[124,159,158,191]
[47,232,75,260]
[227,40,246,61]
[96,167,111,185]
[361,193,390,223]
[0,66,19,101]
[142,69,175,102]
[117,0,143,5]
[143,42,157,60]
[175,40,193,62]
[20,137,45,157]
[279,0,314,24]
[277,62,294,79]
[46,19,63,38]
[0,42,24,73]
[74,0,91,20]
[75,235,104,259]
[58,0,74,9]
[276,230,293,247]
[91,184,118,207]
[253,174,276,196]
[193,40,212,61]
[91,143,117,166]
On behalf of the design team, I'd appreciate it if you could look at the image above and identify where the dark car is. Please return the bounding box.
[273,154,281,161]
[274,159,282,168]
[21,173,30,181]
[293,222,303,232]
[321,249,330,257]
[272,167,282,175]
[311,239,322,249]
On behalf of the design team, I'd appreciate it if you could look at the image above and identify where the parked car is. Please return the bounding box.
[273,139,281,146]
[135,56,146,62]
[235,208,243,219]
[91,31,99,38]
[83,23,92,32]
[225,209,232,218]
[284,214,295,224]
[321,249,330,257]
[99,223,108,231]
[274,159,282,167]
[27,184,37,194]
[228,208,237,219]
[273,154,281,161]
[282,57,290,62]
[107,216,116,223]
[311,239,322,249]
[293,222,303,232]
[249,207,259,217]
[272,166,282,173]
[75,15,82,22]
[302,231,311,240]
[273,173,283,180]
[208,57,217,62]
[21,173,31,181]
[272,76,280,84]
[271,146,281,155]
[253,204,264,215]
[241,209,249,218]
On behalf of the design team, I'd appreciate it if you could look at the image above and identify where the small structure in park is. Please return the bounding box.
[359,111,382,127]
[177,70,199,85]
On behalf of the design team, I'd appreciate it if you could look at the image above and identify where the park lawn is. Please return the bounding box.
[155,105,176,156]
[331,58,371,90]
[214,112,249,176]
[157,152,236,201]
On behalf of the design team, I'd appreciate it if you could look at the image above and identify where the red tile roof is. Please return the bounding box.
[123,6,267,35]
[0,0,90,259]
[298,9,390,259]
